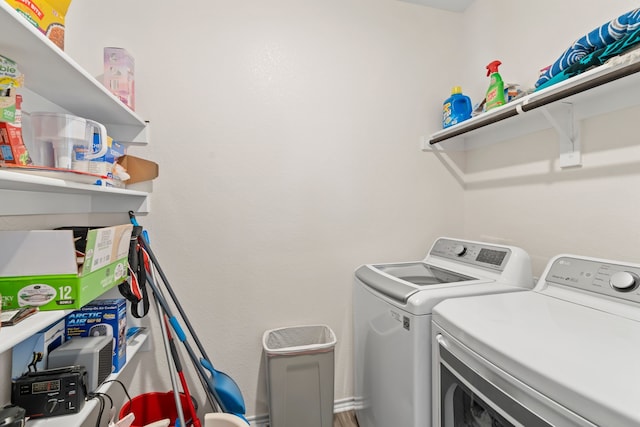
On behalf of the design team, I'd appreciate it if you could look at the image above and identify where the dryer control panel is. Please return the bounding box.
[429,238,511,271]
[545,256,640,304]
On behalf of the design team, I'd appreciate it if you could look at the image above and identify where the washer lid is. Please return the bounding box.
[356,262,476,303]
[433,291,640,427]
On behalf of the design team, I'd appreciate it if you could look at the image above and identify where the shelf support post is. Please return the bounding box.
[539,103,581,168]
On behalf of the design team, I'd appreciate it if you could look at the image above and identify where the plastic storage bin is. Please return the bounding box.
[119,391,197,427]
[262,325,337,427]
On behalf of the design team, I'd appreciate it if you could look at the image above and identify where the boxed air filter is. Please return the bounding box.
[65,298,127,373]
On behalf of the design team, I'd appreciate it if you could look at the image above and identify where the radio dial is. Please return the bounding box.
[610,271,639,292]
[453,245,467,256]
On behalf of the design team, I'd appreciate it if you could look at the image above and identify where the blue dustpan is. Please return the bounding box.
[201,358,249,424]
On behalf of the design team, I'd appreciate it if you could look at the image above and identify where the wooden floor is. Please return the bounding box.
[334,410,360,427]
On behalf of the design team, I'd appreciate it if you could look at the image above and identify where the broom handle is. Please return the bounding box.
[128,212,222,412]
[154,294,187,427]
[145,263,224,413]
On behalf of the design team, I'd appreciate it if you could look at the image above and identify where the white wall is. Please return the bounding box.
[63,0,464,418]
[11,0,637,421]
[450,0,640,274]
[458,1,640,104]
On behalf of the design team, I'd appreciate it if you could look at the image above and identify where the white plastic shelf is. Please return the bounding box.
[24,330,150,427]
[0,310,72,354]
[0,3,151,215]
[0,170,150,215]
[0,2,147,144]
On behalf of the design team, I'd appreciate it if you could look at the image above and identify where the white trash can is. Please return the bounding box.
[262,325,337,427]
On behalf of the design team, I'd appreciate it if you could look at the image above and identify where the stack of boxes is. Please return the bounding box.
[6,224,133,380]
[0,54,31,166]
[11,298,128,381]
[86,135,127,178]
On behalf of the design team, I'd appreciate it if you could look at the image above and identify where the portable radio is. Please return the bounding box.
[11,366,87,418]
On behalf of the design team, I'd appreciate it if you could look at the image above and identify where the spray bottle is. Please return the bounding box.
[484,60,505,111]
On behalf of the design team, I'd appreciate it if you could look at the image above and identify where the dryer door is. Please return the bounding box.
[432,328,597,427]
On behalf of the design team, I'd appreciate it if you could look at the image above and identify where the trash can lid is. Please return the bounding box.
[262,324,337,355]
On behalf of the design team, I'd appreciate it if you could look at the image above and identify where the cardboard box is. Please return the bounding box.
[0,95,32,165]
[117,155,158,184]
[96,138,126,166]
[11,318,65,379]
[65,298,127,373]
[0,121,30,164]
[103,47,135,110]
[82,136,126,177]
[0,54,23,123]
[0,89,16,124]
[5,0,72,50]
[0,224,133,311]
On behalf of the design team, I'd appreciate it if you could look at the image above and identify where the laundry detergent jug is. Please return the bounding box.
[442,86,472,128]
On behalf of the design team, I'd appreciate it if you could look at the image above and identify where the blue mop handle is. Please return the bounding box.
[168,316,188,342]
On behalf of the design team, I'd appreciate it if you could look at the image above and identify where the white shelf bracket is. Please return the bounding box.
[539,103,581,168]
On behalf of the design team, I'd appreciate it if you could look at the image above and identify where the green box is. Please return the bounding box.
[0,224,133,311]
[0,54,23,123]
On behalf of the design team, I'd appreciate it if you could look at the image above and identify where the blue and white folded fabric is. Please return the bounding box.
[535,8,640,89]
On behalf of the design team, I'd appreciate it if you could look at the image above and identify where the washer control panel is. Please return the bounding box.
[430,238,511,271]
[546,256,640,303]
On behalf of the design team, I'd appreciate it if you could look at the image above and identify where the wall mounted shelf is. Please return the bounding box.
[0,2,151,215]
[423,51,640,168]
[0,170,150,215]
[22,329,150,427]
[0,3,153,417]
[0,2,147,143]
[0,310,71,355]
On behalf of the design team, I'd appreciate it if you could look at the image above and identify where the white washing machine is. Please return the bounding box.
[432,254,640,427]
[353,237,534,427]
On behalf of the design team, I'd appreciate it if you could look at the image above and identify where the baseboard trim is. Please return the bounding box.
[334,396,357,413]
[247,397,357,426]
[246,413,269,427]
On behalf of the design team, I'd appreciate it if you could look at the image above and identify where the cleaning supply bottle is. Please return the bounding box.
[442,86,472,129]
[484,60,506,111]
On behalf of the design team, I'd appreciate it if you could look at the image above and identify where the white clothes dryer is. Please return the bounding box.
[353,237,534,427]
[432,254,640,427]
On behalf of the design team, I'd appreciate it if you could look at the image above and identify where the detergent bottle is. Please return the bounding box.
[484,60,506,111]
[442,86,472,129]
